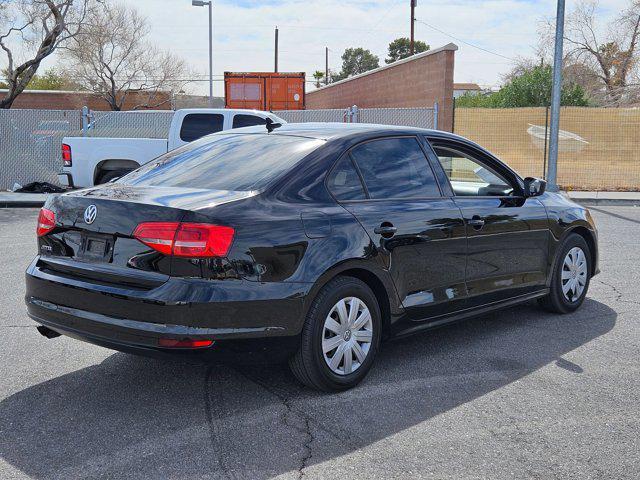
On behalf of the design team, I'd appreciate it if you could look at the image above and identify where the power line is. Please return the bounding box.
[414,18,515,61]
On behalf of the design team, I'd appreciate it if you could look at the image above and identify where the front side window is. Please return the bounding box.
[121,134,324,192]
[433,146,514,197]
[233,114,267,128]
[349,137,440,199]
[180,114,224,142]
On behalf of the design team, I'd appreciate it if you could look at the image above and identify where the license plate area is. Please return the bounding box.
[78,233,114,261]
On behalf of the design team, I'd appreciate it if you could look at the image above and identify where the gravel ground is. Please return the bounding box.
[0,206,638,479]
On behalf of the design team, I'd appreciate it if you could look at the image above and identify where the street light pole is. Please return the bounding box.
[547,0,565,191]
[410,0,417,55]
[192,0,213,107]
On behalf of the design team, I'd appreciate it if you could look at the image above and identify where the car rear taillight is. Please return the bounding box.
[37,208,56,237]
[62,143,72,167]
[133,222,234,258]
[158,338,214,349]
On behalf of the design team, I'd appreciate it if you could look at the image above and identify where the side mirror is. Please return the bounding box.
[524,177,547,197]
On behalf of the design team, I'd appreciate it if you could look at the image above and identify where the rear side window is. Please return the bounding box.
[326,156,366,200]
[121,134,324,192]
[233,114,267,128]
[349,137,440,199]
[180,114,224,142]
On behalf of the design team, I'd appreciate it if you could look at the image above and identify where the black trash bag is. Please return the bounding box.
[14,182,66,194]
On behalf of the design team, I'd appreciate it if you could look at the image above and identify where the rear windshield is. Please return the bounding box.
[120,134,324,191]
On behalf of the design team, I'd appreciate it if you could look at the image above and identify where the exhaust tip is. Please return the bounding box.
[37,325,62,339]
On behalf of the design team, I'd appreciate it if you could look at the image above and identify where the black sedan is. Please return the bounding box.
[26,123,599,391]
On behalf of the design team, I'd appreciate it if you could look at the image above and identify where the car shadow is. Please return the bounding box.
[0,298,616,479]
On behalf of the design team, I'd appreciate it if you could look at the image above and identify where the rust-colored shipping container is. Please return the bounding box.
[224,72,305,111]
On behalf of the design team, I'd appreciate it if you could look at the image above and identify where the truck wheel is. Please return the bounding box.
[97,169,130,184]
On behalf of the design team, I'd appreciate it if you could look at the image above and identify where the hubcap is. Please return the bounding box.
[561,246,588,302]
[322,297,373,376]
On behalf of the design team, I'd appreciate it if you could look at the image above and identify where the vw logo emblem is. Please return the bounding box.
[84,205,97,224]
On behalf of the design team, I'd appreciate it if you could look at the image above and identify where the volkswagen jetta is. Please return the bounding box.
[26,123,599,391]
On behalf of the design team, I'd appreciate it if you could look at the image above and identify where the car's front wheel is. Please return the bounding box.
[539,233,591,313]
[289,276,381,391]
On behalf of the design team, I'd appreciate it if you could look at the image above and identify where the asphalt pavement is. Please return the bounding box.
[0,206,638,479]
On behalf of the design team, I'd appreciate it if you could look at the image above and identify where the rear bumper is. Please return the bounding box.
[27,299,298,363]
[57,172,73,188]
[25,256,308,360]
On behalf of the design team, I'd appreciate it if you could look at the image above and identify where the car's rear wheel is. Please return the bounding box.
[538,233,591,313]
[289,276,381,391]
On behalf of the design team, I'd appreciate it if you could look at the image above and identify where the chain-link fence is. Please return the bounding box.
[0,109,81,190]
[277,109,348,123]
[0,106,439,190]
[454,106,640,191]
[4,105,637,192]
[358,107,437,129]
[279,106,438,129]
[86,110,174,139]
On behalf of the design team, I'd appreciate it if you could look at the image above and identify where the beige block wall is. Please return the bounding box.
[454,107,640,191]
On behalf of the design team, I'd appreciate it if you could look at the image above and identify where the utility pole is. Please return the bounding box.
[274,26,279,72]
[325,47,329,85]
[410,0,417,55]
[547,0,565,191]
[191,1,213,106]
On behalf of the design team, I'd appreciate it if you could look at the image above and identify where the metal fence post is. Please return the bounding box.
[543,106,549,179]
[81,106,89,136]
[547,0,565,192]
[433,101,439,130]
[451,98,455,133]
[351,105,359,123]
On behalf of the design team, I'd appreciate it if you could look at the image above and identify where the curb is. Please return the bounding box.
[569,198,640,207]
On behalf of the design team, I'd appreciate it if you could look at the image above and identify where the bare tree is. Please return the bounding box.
[544,0,640,105]
[0,0,92,108]
[63,2,188,110]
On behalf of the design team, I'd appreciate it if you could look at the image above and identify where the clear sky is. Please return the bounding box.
[14,0,631,96]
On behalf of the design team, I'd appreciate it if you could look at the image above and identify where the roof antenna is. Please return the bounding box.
[265,117,282,133]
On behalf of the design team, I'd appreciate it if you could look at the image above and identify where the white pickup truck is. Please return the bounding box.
[58,108,287,187]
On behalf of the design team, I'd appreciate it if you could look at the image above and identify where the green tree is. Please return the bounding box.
[1,68,69,90]
[456,65,589,108]
[312,70,325,88]
[26,69,67,90]
[332,48,379,82]
[385,37,429,64]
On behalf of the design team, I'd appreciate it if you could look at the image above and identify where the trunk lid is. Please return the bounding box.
[39,184,253,287]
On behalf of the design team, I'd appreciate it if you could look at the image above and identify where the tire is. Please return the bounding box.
[289,276,382,392]
[97,169,130,184]
[538,233,591,314]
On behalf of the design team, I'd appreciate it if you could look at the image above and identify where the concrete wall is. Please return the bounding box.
[1,89,172,111]
[307,43,457,131]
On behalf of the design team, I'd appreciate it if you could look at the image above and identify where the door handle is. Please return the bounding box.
[467,217,485,229]
[374,225,397,237]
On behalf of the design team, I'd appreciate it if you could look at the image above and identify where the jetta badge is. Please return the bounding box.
[84,205,97,224]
